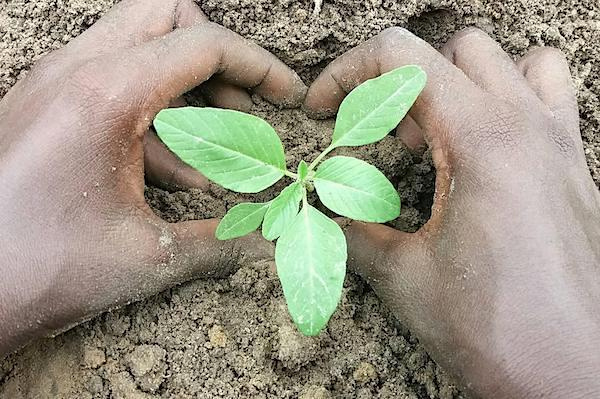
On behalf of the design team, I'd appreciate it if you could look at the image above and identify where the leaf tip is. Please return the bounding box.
[298,324,323,336]
[215,224,229,241]
[297,160,309,180]
[261,228,278,242]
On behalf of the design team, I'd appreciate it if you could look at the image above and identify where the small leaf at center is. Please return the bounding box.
[297,160,309,181]
[262,182,304,241]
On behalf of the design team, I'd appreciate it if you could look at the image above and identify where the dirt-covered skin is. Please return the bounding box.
[0,0,599,398]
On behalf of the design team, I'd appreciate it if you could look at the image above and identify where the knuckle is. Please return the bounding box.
[175,0,198,15]
[447,27,491,53]
[67,55,146,107]
[181,22,231,60]
[380,26,409,39]
[548,124,576,156]
[27,50,67,83]
[67,58,113,96]
[529,46,567,64]
[455,26,488,41]
[60,56,146,128]
[458,99,526,154]
[378,26,411,48]
[133,221,180,276]
[33,50,63,71]
[201,21,230,39]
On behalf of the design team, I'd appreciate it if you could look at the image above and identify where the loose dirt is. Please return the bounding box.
[1,0,598,398]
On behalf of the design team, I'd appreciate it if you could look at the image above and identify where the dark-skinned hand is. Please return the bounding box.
[0,0,306,357]
[2,1,599,396]
[305,27,600,398]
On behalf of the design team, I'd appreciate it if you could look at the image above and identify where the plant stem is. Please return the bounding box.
[284,170,299,180]
[308,145,335,172]
[302,188,308,209]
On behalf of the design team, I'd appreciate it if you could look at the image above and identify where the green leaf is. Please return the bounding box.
[216,202,270,240]
[314,156,400,222]
[297,160,309,181]
[262,183,304,241]
[331,65,427,148]
[154,107,286,193]
[275,205,347,336]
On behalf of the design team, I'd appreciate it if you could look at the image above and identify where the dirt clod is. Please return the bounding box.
[125,345,167,393]
[82,346,106,369]
[300,385,333,399]
[353,361,378,384]
[109,371,154,399]
[86,374,104,394]
[208,325,228,348]
[275,320,322,371]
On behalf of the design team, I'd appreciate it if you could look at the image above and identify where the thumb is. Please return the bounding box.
[62,217,273,335]
[125,218,273,302]
[344,220,435,321]
[165,219,274,280]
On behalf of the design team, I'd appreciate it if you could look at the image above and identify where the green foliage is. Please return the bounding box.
[153,66,426,336]
[154,107,286,193]
[275,204,347,335]
[216,202,270,240]
[262,182,304,241]
[314,156,400,222]
[297,160,309,180]
[331,65,426,148]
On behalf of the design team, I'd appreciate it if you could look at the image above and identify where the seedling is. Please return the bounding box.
[154,66,427,336]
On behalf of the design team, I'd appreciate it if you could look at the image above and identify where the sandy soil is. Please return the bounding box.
[0,0,599,398]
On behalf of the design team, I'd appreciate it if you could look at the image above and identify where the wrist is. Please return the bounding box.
[456,283,600,398]
[0,218,71,358]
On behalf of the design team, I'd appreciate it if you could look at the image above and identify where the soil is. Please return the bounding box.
[0,0,599,398]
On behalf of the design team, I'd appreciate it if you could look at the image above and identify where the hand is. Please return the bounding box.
[0,0,306,357]
[305,27,600,398]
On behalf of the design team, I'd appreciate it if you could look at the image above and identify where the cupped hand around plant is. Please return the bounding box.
[0,0,306,357]
[306,27,600,398]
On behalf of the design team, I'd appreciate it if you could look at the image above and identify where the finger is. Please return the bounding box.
[140,219,273,293]
[396,115,426,151]
[303,42,380,119]
[200,78,253,112]
[440,27,541,108]
[144,130,208,190]
[107,218,273,309]
[344,221,434,322]
[121,23,306,113]
[144,97,207,190]
[174,0,209,28]
[67,0,207,57]
[516,47,580,138]
[166,219,274,279]
[304,27,483,134]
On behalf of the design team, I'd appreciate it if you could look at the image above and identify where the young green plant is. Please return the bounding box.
[153,65,427,336]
